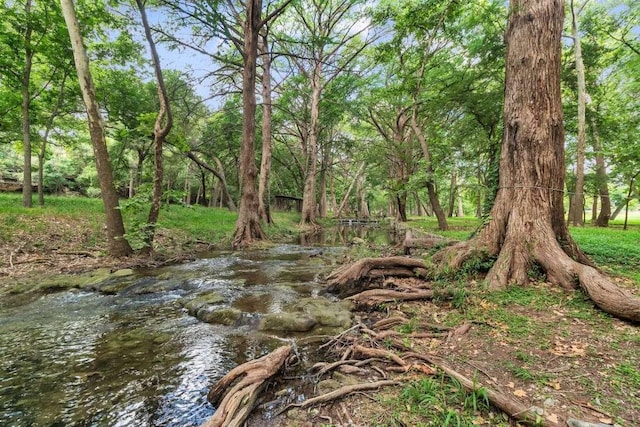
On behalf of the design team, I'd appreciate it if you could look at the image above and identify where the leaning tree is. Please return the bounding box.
[433,0,640,322]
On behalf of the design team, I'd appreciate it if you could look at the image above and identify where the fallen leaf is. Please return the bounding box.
[550,382,561,390]
[513,389,527,397]
[599,418,613,424]
[472,416,485,425]
[546,413,559,423]
[507,382,515,388]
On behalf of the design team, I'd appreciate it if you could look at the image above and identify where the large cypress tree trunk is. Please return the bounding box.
[233,0,267,248]
[60,0,132,257]
[434,0,640,322]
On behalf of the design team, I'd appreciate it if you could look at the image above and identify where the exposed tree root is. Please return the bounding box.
[202,345,291,427]
[432,235,640,323]
[326,256,428,298]
[347,288,443,308]
[403,352,560,427]
[280,380,400,414]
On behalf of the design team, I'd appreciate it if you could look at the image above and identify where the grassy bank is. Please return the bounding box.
[0,193,301,251]
[409,215,640,284]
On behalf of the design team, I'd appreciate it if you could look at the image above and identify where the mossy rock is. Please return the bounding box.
[199,307,242,325]
[181,292,225,316]
[259,312,317,332]
[292,297,354,329]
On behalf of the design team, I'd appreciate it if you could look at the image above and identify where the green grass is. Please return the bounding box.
[0,193,303,249]
[408,215,640,284]
[376,374,509,427]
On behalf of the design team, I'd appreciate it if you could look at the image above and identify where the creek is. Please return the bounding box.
[0,225,398,426]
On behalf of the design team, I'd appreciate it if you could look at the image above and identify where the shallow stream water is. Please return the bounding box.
[0,225,397,426]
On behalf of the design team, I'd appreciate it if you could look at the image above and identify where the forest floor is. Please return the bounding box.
[1,194,639,426]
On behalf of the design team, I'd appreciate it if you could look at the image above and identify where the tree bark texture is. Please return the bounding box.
[257,32,273,224]
[433,0,640,322]
[300,63,322,225]
[137,0,173,255]
[591,115,610,227]
[60,0,133,257]
[233,0,267,248]
[568,0,587,226]
[410,111,448,230]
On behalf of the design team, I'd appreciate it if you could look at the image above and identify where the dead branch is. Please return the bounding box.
[202,345,291,427]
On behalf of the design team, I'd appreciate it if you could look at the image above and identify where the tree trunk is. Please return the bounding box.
[591,194,598,223]
[233,0,266,248]
[335,161,365,218]
[300,63,322,226]
[60,0,132,257]
[623,172,639,231]
[186,152,236,211]
[257,32,273,224]
[433,0,640,323]
[448,167,457,217]
[457,192,464,217]
[591,115,610,227]
[137,0,172,256]
[568,0,587,226]
[410,112,448,230]
[38,72,67,206]
[21,0,33,208]
[357,174,369,219]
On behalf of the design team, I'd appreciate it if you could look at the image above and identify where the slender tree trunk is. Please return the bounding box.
[434,0,640,322]
[568,0,587,226]
[136,0,172,255]
[60,0,132,257]
[21,0,33,208]
[591,194,598,223]
[335,161,365,218]
[623,172,639,231]
[610,201,626,221]
[448,167,457,217]
[38,73,67,205]
[411,116,448,230]
[186,152,236,211]
[591,115,610,227]
[357,174,369,219]
[233,0,266,248]
[184,163,191,205]
[457,192,464,217]
[318,138,332,218]
[300,63,322,225]
[257,32,273,224]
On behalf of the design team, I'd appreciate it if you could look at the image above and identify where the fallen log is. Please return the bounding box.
[202,345,291,427]
[325,257,428,298]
